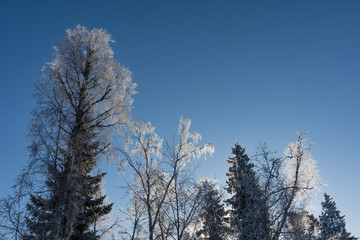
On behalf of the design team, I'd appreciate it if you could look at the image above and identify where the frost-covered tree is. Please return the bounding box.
[253,143,284,238]
[156,174,206,240]
[163,141,213,240]
[318,193,353,240]
[254,133,321,240]
[119,180,147,240]
[272,133,320,240]
[23,25,136,239]
[224,143,269,240]
[121,118,214,240]
[195,179,227,240]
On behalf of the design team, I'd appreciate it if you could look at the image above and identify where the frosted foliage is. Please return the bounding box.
[125,117,214,170]
[122,117,214,240]
[177,117,214,168]
[197,178,220,191]
[283,134,320,204]
[127,120,163,158]
[37,25,136,157]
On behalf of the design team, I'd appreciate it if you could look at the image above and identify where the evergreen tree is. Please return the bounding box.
[318,193,353,240]
[24,25,136,239]
[69,173,113,240]
[196,180,227,240]
[224,143,269,240]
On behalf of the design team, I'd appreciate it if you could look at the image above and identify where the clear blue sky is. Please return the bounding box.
[1,0,359,236]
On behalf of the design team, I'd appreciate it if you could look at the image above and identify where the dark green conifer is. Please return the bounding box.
[318,193,354,240]
[225,143,269,240]
[196,181,227,240]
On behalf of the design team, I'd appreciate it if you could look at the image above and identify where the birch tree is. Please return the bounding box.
[8,25,136,240]
[161,139,213,240]
[254,133,321,240]
[121,118,214,240]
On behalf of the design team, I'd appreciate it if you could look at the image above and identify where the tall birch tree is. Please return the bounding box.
[22,25,136,239]
[254,133,321,240]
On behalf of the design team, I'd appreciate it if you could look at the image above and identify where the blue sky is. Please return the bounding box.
[1,0,359,236]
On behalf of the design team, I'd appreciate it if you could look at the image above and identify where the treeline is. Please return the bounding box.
[195,141,356,240]
[0,26,356,240]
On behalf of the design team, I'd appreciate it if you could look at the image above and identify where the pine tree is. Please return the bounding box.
[318,193,352,240]
[196,180,227,240]
[224,143,269,240]
[24,25,136,239]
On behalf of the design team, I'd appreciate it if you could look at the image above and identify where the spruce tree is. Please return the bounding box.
[318,193,352,240]
[224,143,269,240]
[196,181,227,240]
[70,174,113,240]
